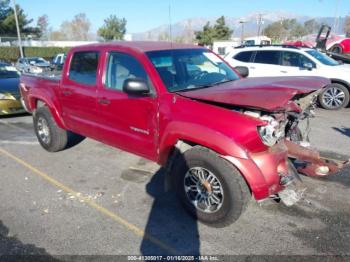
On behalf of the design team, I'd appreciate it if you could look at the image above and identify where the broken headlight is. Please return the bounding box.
[258,116,286,147]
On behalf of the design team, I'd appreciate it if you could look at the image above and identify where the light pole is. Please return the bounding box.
[239,21,245,45]
[12,0,23,58]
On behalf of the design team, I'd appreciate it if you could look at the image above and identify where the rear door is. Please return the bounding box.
[95,51,159,160]
[250,50,282,77]
[60,51,100,138]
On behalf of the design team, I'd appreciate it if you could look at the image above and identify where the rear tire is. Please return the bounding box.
[319,83,350,110]
[172,146,250,228]
[33,106,85,152]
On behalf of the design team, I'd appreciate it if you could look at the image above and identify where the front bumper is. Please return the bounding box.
[222,141,296,201]
[0,99,26,115]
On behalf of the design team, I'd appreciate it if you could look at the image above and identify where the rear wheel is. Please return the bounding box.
[330,45,343,54]
[319,83,350,110]
[173,146,250,228]
[34,106,85,152]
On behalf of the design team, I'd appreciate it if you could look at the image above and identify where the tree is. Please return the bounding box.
[37,15,49,40]
[59,13,91,40]
[195,22,215,46]
[344,16,350,38]
[304,19,320,34]
[213,16,233,40]
[264,21,286,42]
[49,30,65,41]
[98,15,127,41]
[265,19,308,41]
[0,1,40,37]
[195,16,233,46]
[290,24,307,38]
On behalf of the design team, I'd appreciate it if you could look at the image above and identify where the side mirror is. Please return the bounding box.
[234,66,249,78]
[123,78,150,96]
[30,61,36,65]
[302,62,314,71]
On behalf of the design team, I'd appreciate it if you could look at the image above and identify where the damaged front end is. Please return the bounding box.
[243,89,349,178]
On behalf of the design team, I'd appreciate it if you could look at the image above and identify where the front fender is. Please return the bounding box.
[158,121,249,165]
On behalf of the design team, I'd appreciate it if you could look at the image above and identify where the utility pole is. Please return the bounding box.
[332,0,341,33]
[168,3,173,42]
[239,20,245,45]
[12,0,23,58]
[257,13,264,38]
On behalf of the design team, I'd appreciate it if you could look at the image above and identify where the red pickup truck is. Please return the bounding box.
[20,42,344,227]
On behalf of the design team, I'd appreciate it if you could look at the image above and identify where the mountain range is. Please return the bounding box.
[132,11,346,41]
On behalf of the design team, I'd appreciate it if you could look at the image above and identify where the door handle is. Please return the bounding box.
[62,90,72,96]
[98,98,111,105]
[249,67,255,69]
[280,70,288,73]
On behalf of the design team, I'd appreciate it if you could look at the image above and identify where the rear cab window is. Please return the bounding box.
[253,51,281,65]
[69,51,99,85]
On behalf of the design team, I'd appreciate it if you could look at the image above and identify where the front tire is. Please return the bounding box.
[319,83,350,110]
[173,146,250,228]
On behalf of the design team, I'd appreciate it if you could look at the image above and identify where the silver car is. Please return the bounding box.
[15,57,51,74]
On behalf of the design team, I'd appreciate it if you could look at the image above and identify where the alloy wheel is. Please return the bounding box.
[184,167,224,213]
[322,87,346,109]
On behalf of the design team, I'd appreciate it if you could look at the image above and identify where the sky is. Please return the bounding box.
[17,0,350,33]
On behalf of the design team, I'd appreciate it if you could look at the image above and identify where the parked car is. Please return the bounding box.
[285,25,350,65]
[0,63,25,115]
[50,53,66,71]
[225,45,350,110]
[20,42,346,227]
[285,25,350,56]
[15,57,51,74]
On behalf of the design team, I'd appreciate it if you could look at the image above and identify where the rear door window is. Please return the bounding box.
[254,51,281,65]
[69,51,99,85]
[234,51,254,62]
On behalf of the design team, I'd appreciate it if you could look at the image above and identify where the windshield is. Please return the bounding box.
[0,66,19,78]
[28,57,47,64]
[306,50,339,66]
[146,49,239,92]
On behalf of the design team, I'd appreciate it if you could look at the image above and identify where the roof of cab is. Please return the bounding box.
[71,41,205,53]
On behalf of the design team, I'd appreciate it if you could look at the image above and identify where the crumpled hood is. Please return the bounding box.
[177,76,330,112]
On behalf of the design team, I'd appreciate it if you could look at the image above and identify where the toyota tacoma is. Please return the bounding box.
[20,42,347,227]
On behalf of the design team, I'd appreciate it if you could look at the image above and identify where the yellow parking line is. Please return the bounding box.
[0,147,177,255]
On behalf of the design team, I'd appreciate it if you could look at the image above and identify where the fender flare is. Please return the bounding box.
[159,122,249,165]
[29,95,67,129]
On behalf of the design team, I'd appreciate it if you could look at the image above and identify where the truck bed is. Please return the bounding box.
[22,71,62,82]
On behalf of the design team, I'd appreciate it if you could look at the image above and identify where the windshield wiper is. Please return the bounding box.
[173,79,235,92]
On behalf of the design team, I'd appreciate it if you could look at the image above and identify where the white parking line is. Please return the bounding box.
[0,141,38,145]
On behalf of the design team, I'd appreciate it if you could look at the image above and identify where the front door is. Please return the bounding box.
[96,51,159,161]
[280,51,317,76]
